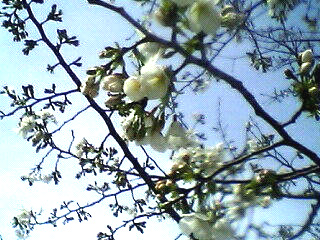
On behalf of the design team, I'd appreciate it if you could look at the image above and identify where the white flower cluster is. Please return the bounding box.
[299,49,314,74]
[121,111,198,152]
[179,212,235,240]
[75,138,98,159]
[21,172,53,185]
[15,109,56,139]
[123,59,170,101]
[82,42,169,104]
[155,0,246,35]
[12,209,33,239]
[170,143,224,177]
[227,182,272,220]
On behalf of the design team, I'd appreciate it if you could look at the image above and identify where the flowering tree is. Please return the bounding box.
[1,0,320,239]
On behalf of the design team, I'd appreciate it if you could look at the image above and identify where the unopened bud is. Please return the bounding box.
[101,74,125,93]
[165,179,174,188]
[81,76,100,98]
[154,2,178,27]
[86,67,97,75]
[308,86,318,96]
[105,95,123,107]
[284,69,295,79]
[300,62,312,74]
[301,49,313,63]
[221,5,235,16]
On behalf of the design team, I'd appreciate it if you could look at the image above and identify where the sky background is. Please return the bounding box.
[0,0,319,240]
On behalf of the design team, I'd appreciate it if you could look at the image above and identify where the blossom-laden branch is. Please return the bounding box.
[20,0,181,223]
[86,0,320,169]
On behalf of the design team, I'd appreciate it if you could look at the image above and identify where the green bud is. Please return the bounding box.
[154,0,179,27]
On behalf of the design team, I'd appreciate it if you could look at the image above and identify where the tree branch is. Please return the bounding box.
[22,0,181,222]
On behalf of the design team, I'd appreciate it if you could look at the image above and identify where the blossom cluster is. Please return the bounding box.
[123,58,170,101]
[299,49,314,74]
[169,143,224,178]
[121,110,198,152]
[12,209,34,239]
[81,45,170,107]
[15,109,56,146]
[154,0,245,36]
[179,212,235,240]
[156,143,236,239]
[226,170,276,221]
[285,49,320,119]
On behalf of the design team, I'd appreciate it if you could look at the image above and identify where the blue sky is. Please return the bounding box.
[0,1,319,240]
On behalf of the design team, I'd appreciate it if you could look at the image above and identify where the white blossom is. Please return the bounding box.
[179,213,235,240]
[75,138,87,158]
[166,121,197,150]
[140,61,170,100]
[36,109,56,123]
[123,76,146,101]
[187,0,221,35]
[13,209,33,239]
[146,130,168,152]
[124,61,170,101]
[15,115,36,138]
[171,143,224,177]
[137,42,165,61]
[179,213,213,240]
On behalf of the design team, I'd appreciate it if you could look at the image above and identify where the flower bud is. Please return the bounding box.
[301,49,313,63]
[32,131,44,146]
[105,95,123,107]
[80,76,100,98]
[308,86,318,96]
[101,74,125,93]
[284,69,295,79]
[86,67,97,75]
[300,62,312,74]
[155,180,166,191]
[154,1,179,27]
